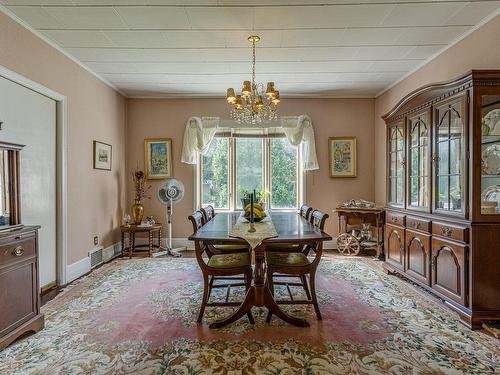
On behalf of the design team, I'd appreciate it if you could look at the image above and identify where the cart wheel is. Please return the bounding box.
[337,233,361,256]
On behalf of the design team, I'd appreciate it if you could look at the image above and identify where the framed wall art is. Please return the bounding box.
[328,136,357,178]
[144,138,173,179]
[93,141,112,171]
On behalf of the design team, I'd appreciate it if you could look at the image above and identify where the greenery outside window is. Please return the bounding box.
[198,134,302,211]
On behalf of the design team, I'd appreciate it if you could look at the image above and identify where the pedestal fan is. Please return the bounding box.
[152,178,186,257]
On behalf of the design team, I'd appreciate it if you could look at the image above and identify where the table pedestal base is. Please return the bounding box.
[209,244,310,329]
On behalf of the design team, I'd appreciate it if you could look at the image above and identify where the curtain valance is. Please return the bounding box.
[181,115,319,170]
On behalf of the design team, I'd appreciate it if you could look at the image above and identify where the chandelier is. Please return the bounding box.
[226,35,280,124]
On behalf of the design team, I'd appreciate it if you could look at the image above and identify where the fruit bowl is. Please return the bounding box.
[243,215,265,222]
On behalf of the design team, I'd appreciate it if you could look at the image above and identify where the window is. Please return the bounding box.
[200,138,229,209]
[198,135,301,210]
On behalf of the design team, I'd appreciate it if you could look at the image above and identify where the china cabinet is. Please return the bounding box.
[383,70,500,329]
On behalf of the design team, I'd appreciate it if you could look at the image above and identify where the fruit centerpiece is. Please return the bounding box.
[244,202,266,222]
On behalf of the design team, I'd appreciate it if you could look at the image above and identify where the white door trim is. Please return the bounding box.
[0,64,69,285]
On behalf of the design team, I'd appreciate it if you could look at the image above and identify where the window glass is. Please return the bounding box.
[235,138,263,209]
[201,138,229,209]
[270,138,298,209]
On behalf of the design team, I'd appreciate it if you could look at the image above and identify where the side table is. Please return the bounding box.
[120,224,162,258]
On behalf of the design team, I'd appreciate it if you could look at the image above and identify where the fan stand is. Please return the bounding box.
[152,197,185,258]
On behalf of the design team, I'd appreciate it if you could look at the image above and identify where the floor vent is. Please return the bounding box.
[89,246,103,269]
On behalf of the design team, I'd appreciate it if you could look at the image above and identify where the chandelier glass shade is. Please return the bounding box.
[226,35,280,124]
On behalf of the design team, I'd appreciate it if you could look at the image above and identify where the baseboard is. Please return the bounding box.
[133,237,194,250]
[67,242,121,283]
[66,237,336,283]
[103,242,122,263]
[324,238,337,250]
[66,256,91,283]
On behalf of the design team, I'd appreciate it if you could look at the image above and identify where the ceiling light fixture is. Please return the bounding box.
[226,35,279,124]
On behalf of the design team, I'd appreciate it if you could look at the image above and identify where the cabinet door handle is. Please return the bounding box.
[12,246,24,257]
[441,226,452,237]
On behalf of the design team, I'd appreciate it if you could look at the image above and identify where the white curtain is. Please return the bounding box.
[180,116,219,164]
[181,115,319,170]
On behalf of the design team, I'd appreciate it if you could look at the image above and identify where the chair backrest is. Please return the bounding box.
[310,210,329,231]
[188,211,209,267]
[299,205,313,221]
[188,211,204,233]
[200,205,215,224]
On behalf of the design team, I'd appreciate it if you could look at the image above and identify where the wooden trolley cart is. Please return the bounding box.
[334,207,385,258]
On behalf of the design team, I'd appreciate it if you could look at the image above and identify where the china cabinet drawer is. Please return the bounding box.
[386,212,405,227]
[431,238,468,306]
[406,216,431,233]
[0,236,36,268]
[432,222,468,243]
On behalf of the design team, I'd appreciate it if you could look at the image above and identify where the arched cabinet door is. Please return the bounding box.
[405,229,430,285]
[385,224,405,270]
[431,238,468,306]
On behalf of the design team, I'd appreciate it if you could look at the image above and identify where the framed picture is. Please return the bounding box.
[328,137,357,178]
[144,138,173,179]
[93,141,112,171]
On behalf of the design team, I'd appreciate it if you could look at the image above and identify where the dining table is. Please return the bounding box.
[188,211,332,328]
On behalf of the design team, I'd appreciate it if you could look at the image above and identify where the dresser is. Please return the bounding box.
[0,226,43,349]
[0,141,44,349]
[382,70,500,329]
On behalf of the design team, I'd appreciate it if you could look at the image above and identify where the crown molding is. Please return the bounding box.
[375,11,500,98]
[0,5,127,97]
[125,94,376,99]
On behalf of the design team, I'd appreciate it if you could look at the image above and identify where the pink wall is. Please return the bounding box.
[0,12,127,264]
[126,98,375,238]
[374,14,500,205]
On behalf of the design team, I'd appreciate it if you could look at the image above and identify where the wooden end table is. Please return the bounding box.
[120,223,162,258]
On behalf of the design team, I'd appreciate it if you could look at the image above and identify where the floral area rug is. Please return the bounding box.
[1,257,499,374]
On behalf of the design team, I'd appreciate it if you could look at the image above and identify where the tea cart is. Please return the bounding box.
[334,205,385,258]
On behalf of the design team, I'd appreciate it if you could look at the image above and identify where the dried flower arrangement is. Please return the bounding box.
[133,169,151,203]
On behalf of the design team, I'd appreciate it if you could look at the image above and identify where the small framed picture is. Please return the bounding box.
[93,141,112,171]
[144,138,173,179]
[328,137,357,178]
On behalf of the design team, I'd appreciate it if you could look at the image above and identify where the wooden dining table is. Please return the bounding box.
[188,211,332,328]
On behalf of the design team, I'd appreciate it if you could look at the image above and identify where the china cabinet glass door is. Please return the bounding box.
[407,111,430,211]
[388,122,405,207]
[479,94,500,216]
[433,96,467,216]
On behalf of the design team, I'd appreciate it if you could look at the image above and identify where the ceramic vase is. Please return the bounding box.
[131,200,144,224]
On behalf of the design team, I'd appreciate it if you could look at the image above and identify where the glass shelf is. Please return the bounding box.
[482,135,500,145]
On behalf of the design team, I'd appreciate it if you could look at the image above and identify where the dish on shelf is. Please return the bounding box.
[481,144,500,175]
[481,185,500,214]
[483,109,500,136]
[481,200,498,214]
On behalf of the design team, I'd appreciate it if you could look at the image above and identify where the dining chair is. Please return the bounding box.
[265,210,329,322]
[200,205,215,224]
[188,212,254,324]
[299,205,313,221]
[197,206,250,254]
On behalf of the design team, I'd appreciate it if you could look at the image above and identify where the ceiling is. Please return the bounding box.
[1,1,500,98]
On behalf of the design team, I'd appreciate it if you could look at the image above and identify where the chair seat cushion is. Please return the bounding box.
[266,252,310,267]
[214,244,249,251]
[208,253,251,269]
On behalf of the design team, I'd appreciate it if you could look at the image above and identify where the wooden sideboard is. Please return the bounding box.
[0,225,44,349]
[382,70,500,329]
